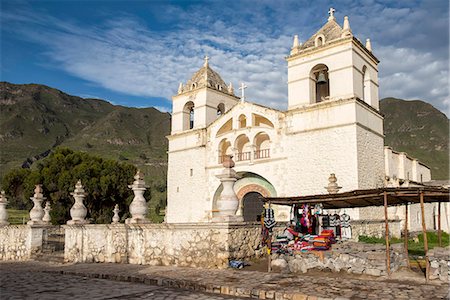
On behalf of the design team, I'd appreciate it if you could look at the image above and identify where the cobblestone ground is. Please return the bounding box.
[0,262,244,300]
[1,261,449,300]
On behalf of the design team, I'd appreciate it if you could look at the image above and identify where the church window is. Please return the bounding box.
[314,35,325,47]
[217,119,233,136]
[311,64,330,103]
[183,101,195,130]
[191,83,197,90]
[238,114,247,128]
[254,132,270,159]
[217,103,225,116]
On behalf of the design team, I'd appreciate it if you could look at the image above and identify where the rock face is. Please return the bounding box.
[271,241,407,277]
[64,223,282,268]
[428,247,449,282]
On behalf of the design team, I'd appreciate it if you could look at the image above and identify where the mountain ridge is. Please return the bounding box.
[0,82,448,181]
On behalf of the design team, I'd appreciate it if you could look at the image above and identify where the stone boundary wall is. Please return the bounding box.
[428,247,449,282]
[351,219,402,240]
[271,242,406,277]
[64,223,284,268]
[0,225,45,261]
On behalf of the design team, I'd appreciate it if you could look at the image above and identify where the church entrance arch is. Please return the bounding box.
[242,192,263,222]
[212,172,277,220]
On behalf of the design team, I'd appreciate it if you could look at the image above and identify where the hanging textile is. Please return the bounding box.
[263,206,276,231]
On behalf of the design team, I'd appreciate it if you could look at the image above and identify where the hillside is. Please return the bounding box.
[380,97,449,180]
[0,82,171,218]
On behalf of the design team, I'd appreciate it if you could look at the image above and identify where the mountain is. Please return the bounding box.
[0,82,171,218]
[380,97,449,180]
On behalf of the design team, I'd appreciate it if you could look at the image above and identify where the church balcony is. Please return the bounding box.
[254,149,270,159]
[236,151,251,162]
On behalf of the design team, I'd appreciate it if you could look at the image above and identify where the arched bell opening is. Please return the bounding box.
[310,64,330,103]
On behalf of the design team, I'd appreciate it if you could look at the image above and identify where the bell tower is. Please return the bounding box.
[171,57,239,134]
[287,8,379,110]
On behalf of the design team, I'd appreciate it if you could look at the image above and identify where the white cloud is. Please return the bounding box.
[2,1,448,114]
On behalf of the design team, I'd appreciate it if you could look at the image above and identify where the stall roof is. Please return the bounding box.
[264,187,449,209]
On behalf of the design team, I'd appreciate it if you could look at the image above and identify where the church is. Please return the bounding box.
[165,9,431,225]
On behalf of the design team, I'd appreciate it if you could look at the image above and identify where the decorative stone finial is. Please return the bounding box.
[214,155,242,222]
[365,38,372,52]
[292,35,299,48]
[112,204,120,224]
[42,202,51,225]
[28,184,46,225]
[325,173,342,194]
[328,7,336,21]
[341,16,352,38]
[67,180,89,225]
[178,82,183,94]
[126,170,150,224]
[0,190,9,227]
[239,82,247,102]
[228,82,234,94]
[204,55,209,67]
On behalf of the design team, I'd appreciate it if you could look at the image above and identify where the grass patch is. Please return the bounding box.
[6,209,28,225]
[359,232,449,256]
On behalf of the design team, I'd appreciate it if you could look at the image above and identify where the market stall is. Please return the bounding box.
[263,186,449,281]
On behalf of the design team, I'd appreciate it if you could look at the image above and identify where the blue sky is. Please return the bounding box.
[1,0,449,114]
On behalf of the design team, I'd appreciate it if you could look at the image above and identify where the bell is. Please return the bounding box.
[317,71,327,84]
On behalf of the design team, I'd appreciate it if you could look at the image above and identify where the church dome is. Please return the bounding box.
[178,57,234,95]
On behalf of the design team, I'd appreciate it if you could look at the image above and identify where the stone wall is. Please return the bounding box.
[65,222,279,268]
[0,225,44,261]
[271,242,406,277]
[429,247,449,282]
[351,219,402,240]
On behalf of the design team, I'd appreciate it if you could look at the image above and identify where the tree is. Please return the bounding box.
[1,147,146,224]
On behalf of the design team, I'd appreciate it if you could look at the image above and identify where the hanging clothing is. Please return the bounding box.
[341,213,351,239]
[263,207,276,232]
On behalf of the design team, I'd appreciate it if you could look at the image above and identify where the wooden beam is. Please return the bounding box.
[384,191,391,277]
[419,191,429,282]
[404,202,410,268]
[438,201,442,247]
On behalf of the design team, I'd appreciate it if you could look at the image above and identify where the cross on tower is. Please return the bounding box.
[239,82,247,102]
[328,7,336,20]
[204,55,209,67]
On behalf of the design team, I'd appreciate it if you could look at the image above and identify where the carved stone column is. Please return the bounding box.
[213,156,243,222]
[67,180,89,225]
[126,170,150,224]
[325,173,342,194]
[0,190,9,227]
[28,185,46,225]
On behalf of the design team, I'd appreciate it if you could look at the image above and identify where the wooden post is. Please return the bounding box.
[419,191,429,282]
[438,201,442,247]
[383,191,391,276]
[404,202,410,268]
[268,200,272,273]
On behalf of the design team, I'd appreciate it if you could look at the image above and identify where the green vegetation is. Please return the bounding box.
[359,231,449,256]
[6,209,28,225]
[380,98,449,180]
[2,148,143,224]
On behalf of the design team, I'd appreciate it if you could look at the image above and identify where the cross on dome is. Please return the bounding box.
[238,82,247,102]
[328,7,336,21]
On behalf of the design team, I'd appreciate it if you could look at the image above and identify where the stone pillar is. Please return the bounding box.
[0,190,9,227]
[126,170,150,224]
[42,202,51,225]
[112,204,120,224]
[67,180,89,225]
[213,156,243,222]
[28,185,46,225]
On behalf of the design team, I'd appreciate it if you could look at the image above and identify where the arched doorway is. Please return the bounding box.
[242,192,263,222]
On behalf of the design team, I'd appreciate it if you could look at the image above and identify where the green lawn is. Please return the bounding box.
[359,231,449,256]
[6,209,29,225]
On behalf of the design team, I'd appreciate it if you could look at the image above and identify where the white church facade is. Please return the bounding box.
[166,10,432,226]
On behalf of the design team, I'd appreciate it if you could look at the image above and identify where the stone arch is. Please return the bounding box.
[253,132,271,159]
[234,134,251,161]
[212,171,277,220]
[238,114,247,128]
[310,64,330,103]
[315,34,325,47]
[218,138,232,163]
[183,101,195,130]
[217,103,225,116]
